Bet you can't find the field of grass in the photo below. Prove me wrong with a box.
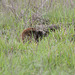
[0,0,75,75]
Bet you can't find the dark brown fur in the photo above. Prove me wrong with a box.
[21,28,36,43]
[21,25,60,43]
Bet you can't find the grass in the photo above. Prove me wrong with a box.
[0,0,75,75]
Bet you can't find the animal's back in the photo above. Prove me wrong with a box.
[21,27,36,43]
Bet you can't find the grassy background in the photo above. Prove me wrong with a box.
[0,0,75,75]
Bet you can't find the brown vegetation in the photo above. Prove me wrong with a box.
[29,14,50,27]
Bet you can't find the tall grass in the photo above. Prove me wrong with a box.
[0,0,75,75]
